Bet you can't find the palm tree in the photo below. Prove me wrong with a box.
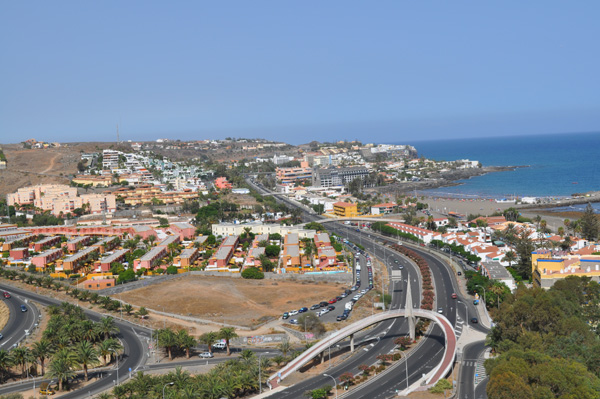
[52,282,63,291]
[157,328,178,360]
[218,327,238,356]
[503,251,517,269]
[137,307,149,319]
[148,235,157,247]
[0,349,12,383]
[272,354,286,366]
[123,304,134,315]
[199,331,218,354]
[130,371,153,396]
[74,340,99,381]
[240,349,255,364]
[11,346,33,377]
[278,340,291,357]
[48,357,76,392]
[177,330,197,359]
[99,316,120,340]
[32,339,53,376]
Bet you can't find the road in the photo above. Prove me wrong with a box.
[0,283,148,399]
[247,177,487,398]
[0,290,40,351]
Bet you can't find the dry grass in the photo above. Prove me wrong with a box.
[118,276,345,328]
[0,301,9,332]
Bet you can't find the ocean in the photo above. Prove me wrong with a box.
[401,131,600,200]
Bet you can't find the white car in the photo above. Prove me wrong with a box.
[199,352,214,358]
[437,308,444,314]
[289,310,299,316]
[212,342,226,350]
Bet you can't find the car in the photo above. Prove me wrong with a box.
[451,293,458,299]
[457,271,462,276]
[21,305,27,312]
[310,304,320,310]
[3,292,10,299]
[394,259,399,263]
[340,293,347,298]
[344,289,352,295]
[0,333,3,340]
[299,307,308,313]
[473,300,479,305]
[336,296,343,301]
[336,315,347,321]
[289,319,298,325]
[327,305,335,311]
[282,312,290,319]
[360,289,367,294]
[328,298,337,304]
[319,301,329,307]
[437,308,443,314]
[212,342,226,350]
[199,352,214,358]
[289,310,299,316]
[471,317,479,324]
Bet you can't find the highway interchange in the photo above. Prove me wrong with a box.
[0,178,491,398]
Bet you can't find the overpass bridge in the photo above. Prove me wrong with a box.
[267,308,456,389]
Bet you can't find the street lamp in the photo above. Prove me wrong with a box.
[162,382,174,399]
[476,284,486,304]
[258,352,270,394]
[323,373,337,399]
[458,301,468,330]
[111,349,119,386]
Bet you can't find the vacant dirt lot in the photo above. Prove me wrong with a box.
[119,276,346,327]
[0,301,8,331]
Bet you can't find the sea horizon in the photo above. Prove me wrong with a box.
[393,131,600,199]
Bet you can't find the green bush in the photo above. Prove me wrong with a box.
[241,267,264,279]
[429,379,452,393]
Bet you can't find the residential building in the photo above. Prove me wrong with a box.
[169,222,195,240]
[31,248,63,270]
[134,246,167,271]
[314,233,331,248]
[387,222,438,244]
[82,278,116,290]
[175,248,200,268]
[214,177,233,190]
[370,202,398,215]
[72,175,113,187]
[480,261,516,291]
[0,224,30,242]
[312,166,369,187]
[532,250,600,289]
[282,244,301,267]
[212,222,316,238]
[207,235,239,269]
[244,246,265,269]
[66,236,90,253]
[10,247,29,260]
[57,247,99,272]
[97,249,130,273]
[333,202,359,218]
[276,165,312,184]
[31,236,62,252]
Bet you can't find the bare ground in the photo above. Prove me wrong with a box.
[118,276,346,328]
[0,301,8,332]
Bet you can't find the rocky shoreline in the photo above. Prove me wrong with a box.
[374,165,524,195]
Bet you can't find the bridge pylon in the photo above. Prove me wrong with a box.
[405,273,416,340]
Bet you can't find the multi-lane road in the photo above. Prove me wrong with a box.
[248,177,490,398]
[0,290,40,351]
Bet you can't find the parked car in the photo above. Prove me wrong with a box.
[282,312,289,319]
[310,304,320,310]
[327,305,335,311]
[437,308,443,314]
[457,271,462,276]
[336,315,347,321]
[0,333,3,340]
[199,352,214,358]
[319,301,329,308]
[289,319,298,325]
[470,317,479,324]
[299,307,308,313]
[328,298,337,304]
[212,342,226,350]
[289,310,299,316]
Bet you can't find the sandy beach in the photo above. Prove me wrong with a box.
[421,196,586,234]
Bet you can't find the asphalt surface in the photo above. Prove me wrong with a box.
[0,290,39,351]
[0,282,148,399]
[460,341,489,399]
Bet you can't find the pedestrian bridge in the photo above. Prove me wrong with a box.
[267,309,456,388]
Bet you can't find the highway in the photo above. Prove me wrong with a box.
[0,289,40,351]
[0,282,148,399]
[247,177,488,398]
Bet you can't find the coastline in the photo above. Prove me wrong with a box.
[374,165,525,196]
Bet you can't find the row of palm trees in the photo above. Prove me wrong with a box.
[0,302,123,392]
[98,353,274,399]
[154,326,240,361]
[0,266,150,319]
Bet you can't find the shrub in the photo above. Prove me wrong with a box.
[241,267,264,279]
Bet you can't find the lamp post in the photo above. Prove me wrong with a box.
[476,284,486,304]
[162,382,174,399]
[323,373,337,399]
[111,349,119,386]
[458,301,468,330]
[258,352,270,394]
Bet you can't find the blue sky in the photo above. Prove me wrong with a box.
[1,1,599,144]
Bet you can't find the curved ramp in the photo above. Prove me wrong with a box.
[268,309,456,386]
